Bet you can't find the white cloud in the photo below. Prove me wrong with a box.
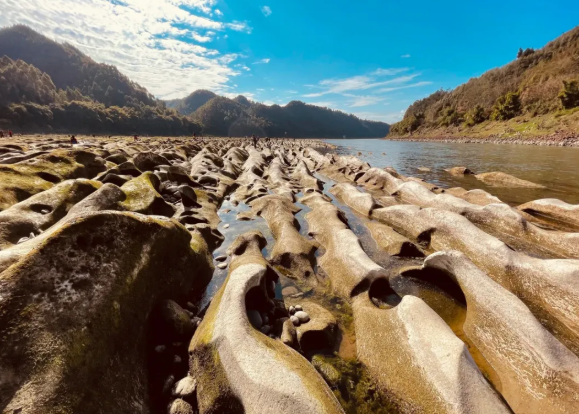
[261,6,272,16]
[286,90,298,94]
[401,54,411,58]
[253,58,271,64]
[347,95,386,107]
[0,0,253,99]
[262,100,276,105]
[223,92,256,100]
[352,111,404,123]
[214,9,223,17]
[371,68,409,76]
[234,63,251,71]
[377,81,432,93]
[303,73,420,97]
[308,101,335,108]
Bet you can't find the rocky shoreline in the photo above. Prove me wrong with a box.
[386,132,579,147]
[1,135,579,414]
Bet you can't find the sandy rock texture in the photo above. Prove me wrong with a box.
[2,134,579,414]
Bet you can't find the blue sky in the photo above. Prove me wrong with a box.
[1,0,578,123]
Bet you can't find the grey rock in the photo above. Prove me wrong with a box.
[171,376,197,398]
[155,345,166,353]
[168,398,194,414]
[294,305,303,312]
[217,262,228,269]
[215,255,227,262]
[288,306,295,315]
[290,315,300,326]
[295,311,310,323]
[260,325,271,335]
[247,310,263,329]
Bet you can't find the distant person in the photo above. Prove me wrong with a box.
[71,135,78,145]
[252,135,258,147]
[0,130,4,138]
[134,135,138,142]
[8,130,13,137]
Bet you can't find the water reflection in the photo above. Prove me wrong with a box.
[324,139,579,205]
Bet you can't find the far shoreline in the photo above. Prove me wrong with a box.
[384,134,579,147]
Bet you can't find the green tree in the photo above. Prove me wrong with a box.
[491,92,521,121]
[558,80,579,109]
[464,105,486,126]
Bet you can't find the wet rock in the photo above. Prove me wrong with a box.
[247,310,263,329]
[312,355,341,387]
[120,172,175,217]
[445,166,474,175]
[216,262,227,269]
[155,300,195,341]
[354,293,510,413]
[0,211,212,413]
[168,398,194,414]
[188,231,344,414]
[367,221,424,257]
[251,195,316,281]
[424,251,579,414]
[215,255,227,262]
[133,151,171,172]
[518,198,579,229]
[171,376,197,398]
[475,171,546,188]
[294,310,310,323]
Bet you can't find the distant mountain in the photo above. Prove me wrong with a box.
[165,90,217,115]
[390,25,579,137]
[0,27,200,135]
[170,93,390,138]
[0,25,389,137]
[0,25,157,108]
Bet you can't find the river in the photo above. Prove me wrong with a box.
[323,139,579,205]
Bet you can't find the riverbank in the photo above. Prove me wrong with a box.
[385,132,579,147]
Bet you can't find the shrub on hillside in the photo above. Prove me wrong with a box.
[464,105,487,126]
[389,113,423,135]
[558,80,579,109]
[438,107,462,127]
[491,92,521,121]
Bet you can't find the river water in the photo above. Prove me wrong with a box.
[323,139,579,205]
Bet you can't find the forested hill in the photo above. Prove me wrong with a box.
[168,93,390,138]
[390,25,579,139]
[0,25,156,108]
[0,25,389,137]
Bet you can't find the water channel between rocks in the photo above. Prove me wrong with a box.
[196,164,503,413]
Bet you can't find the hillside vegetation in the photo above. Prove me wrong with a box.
[0,25,388,137]
[389,25,579,140]
[170,94,390,138]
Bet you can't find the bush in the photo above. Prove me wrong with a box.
[438,107,462,127]
[389,113,423,135]
[558,80,579,109]
[491,92,521,121]
[464,105,486,126]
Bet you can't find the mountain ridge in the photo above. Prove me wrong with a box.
[389,25,579,141]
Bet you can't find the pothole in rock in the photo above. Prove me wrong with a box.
[392,266,501,391]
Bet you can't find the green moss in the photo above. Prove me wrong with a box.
[313,354,402,414]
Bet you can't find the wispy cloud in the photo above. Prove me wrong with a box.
[286,90,298,94]
[377,81,432,93]
[303,73,420,97]
[0,0,253,99]
[346,95,387,107]
[308,101,335,108]
[401,54,411,58]
[261,5,272,16]
[371,68,410,76]
[214,9,223,17]
[253,58,271,64]
[234,64,251,71]
[352,111,405,123]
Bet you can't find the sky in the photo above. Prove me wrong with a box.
[1,0,578,123]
